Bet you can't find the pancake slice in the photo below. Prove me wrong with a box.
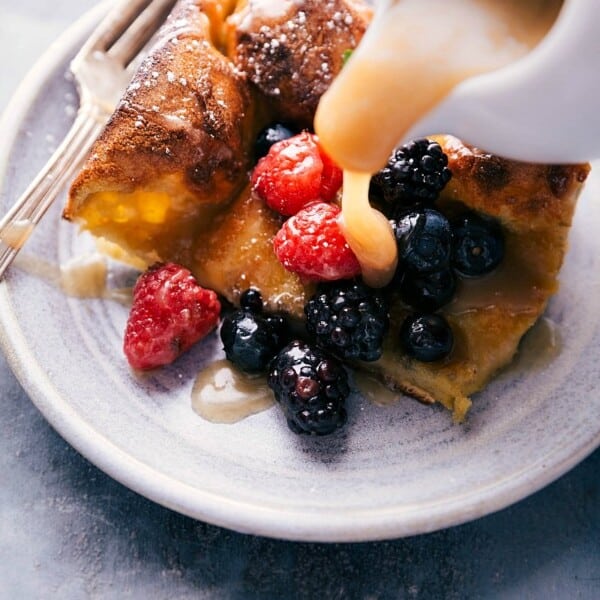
[362,136,590,420]
[65,0,255,268]
[64,0,591,421]
[225,0,372,127]
[193,184,311,318]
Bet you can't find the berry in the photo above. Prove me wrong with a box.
[273,202,361,281]
[452,212,505,276]
[319,147,344,200]
[268,340,349,435]
[221,290,287,373]
[239,288,263,313]
[124,263,220,370]
[251,132,343,216]
[254,122,298,160]
[400,268,457,312]
[221,311,287,373]
[305,280,389,361]
[371,138,452,209]
[399,313,454,362]
[392,207,452,274]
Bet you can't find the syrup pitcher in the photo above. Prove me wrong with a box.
[316,0,600,167]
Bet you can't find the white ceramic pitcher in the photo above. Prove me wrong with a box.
[390,0,600,163]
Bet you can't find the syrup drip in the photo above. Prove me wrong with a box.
[0,220,34,250]
[316,0,562,289]
[13,252,132,303]
[339,171,397,288]
[508,316,562,374]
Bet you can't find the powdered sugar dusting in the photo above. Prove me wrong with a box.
[238,0,301,29]
[230,0,370,123]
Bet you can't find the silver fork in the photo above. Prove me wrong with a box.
[0,0,177,280]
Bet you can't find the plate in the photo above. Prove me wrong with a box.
[1,7,599,543]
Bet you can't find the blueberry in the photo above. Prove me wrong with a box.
[393,207,452,274]
[265,313,287,337]
[240,288,263,313]
[254,123,298,160]
[452,212,504,276]
[400,268,457,312]
[220,310,288,373]
[400,313,454,362]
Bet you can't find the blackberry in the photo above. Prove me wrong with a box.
[392,207,452,274]
[220,290,287,373]
[304,281,389,362]
[254,122,298,160]
[371,138,451,210]
[268,340,349,435]
[400,268,457,312]
[452,212,504,277]
[400,313,454,362]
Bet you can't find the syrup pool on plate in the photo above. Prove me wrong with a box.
[14,252,132,303]
[0,219,34,250]
[192,359,274,423]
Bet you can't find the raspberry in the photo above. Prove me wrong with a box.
[273,202,361,281]
[319,147,344,200]
[124,263,221,370]
[251,132,342,216]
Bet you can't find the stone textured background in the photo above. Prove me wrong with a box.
[0,1,598,598]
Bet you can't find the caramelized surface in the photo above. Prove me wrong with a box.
[65,0,255,266]
[193,185,311,318]
[362,137,590,419]
[225,0,372,127]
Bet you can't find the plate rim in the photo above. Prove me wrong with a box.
[0,4,599,543]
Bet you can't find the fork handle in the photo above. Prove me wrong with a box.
[0,104,107,280]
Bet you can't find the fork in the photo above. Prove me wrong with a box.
[0,0,178,280]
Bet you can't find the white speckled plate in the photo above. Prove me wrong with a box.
[1,7,599,543]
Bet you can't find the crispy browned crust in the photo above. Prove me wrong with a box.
[225,0,372,127]
[64,0,371,305]
[439,136,590,231]
[65,0,255,265]
[362,136,590,420]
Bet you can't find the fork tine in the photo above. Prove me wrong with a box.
[77,0,155,56]
[0,0,180,280]
[108,0,179,66]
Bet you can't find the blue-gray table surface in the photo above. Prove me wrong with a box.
[0,1,598,598]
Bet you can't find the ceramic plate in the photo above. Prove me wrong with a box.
[1,7,599,542]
